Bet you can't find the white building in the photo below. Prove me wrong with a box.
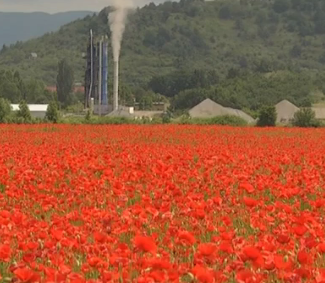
[312,107,325,121]
[30,53,38,59]
[11,104,48,119]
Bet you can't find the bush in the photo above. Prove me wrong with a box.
[162,112,171,124]
[13,117,26,124]
[175,115,248,126]
[17,100,32,123]
[0,98,11,123]
[85,110,91,121]
[45,101,59,123]
[63,116,139,125]
[208,115,248,126]
[273,0,290,13]
[257,106,276,127]
[292,108,321,127]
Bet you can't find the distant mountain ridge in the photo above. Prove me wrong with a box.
[1,0,325,87]
[0,11,94,47]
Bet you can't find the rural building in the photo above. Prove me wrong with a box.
[275,100,299,124]
[46,85,84,94]
[106,106,135,118]
[311,107,325,121]
[189,98,255,123]
[134,111,164,120]
[30,52,38,59]
[133,102,169,112]
[224,107,255,124]
[11,104,48,119]
[94,104,112,116]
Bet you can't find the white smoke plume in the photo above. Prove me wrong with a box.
[108,0,135,62]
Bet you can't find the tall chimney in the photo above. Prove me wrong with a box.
[113,60,119,111]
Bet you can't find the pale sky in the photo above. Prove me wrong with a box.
[0,0,164,13]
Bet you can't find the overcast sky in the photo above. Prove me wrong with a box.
[0,0,163,13]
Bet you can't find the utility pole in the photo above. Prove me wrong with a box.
[98,37,103,116]
[87,29,94,109]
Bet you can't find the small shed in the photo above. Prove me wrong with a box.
[11,104,48,119]
[30,53,38,59]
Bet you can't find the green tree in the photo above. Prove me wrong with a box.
[226,67,241,79]
[219,4,232,19]
[139,95,153,110]
[299,97,312,107]
[0,98,11,122]
[290,45,302,58]
[171,88,209,110]
[257,106,277,127]
[85,109,92,121]
[45,101,59,123]
[162,111,172,124]
[273,0,291,13]
[0,44,8,55]
[0,70,23,102]
[25,79,47,103]
[56,58,74,107]
[293,107,320,127]
[17,100,32,122]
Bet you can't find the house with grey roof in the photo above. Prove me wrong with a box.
[311,107,325,121]
[224,107,255,124]
[189,98,255,124]
[275,100,299,124]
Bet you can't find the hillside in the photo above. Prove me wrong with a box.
[1,0,325,112]
[0,11,94,48]
[1,0,325,86]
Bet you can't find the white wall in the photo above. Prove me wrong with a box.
[30,111,46,119]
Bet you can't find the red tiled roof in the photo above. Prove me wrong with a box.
[46,86,84,93]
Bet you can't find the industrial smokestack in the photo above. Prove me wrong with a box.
[108,0,134,62]
[113,60,119,111]
[108,1,135,112]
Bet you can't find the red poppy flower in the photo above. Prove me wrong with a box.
[178,231,196,245]
[198,243,217,257]
[14,267,38,283]
[0,244,11,262]
[134,235,157,254]
[242,246,261,260]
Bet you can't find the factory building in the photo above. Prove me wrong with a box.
[83,29,170,119]
[84,30,111,115]
[11,104,48,119]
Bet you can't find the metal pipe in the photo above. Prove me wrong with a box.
[113,60,119,111]
[98,37,103,116]
[102,38,108,106]
[88,29,93,108]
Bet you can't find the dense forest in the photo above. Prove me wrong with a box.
[1,0,325,112]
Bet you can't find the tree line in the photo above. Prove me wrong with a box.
[0,58,78,108]
[146,68,325,112]
[0,70,51,104]
[2,61,325,115]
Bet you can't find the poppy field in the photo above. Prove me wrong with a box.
[1,124,325,283]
